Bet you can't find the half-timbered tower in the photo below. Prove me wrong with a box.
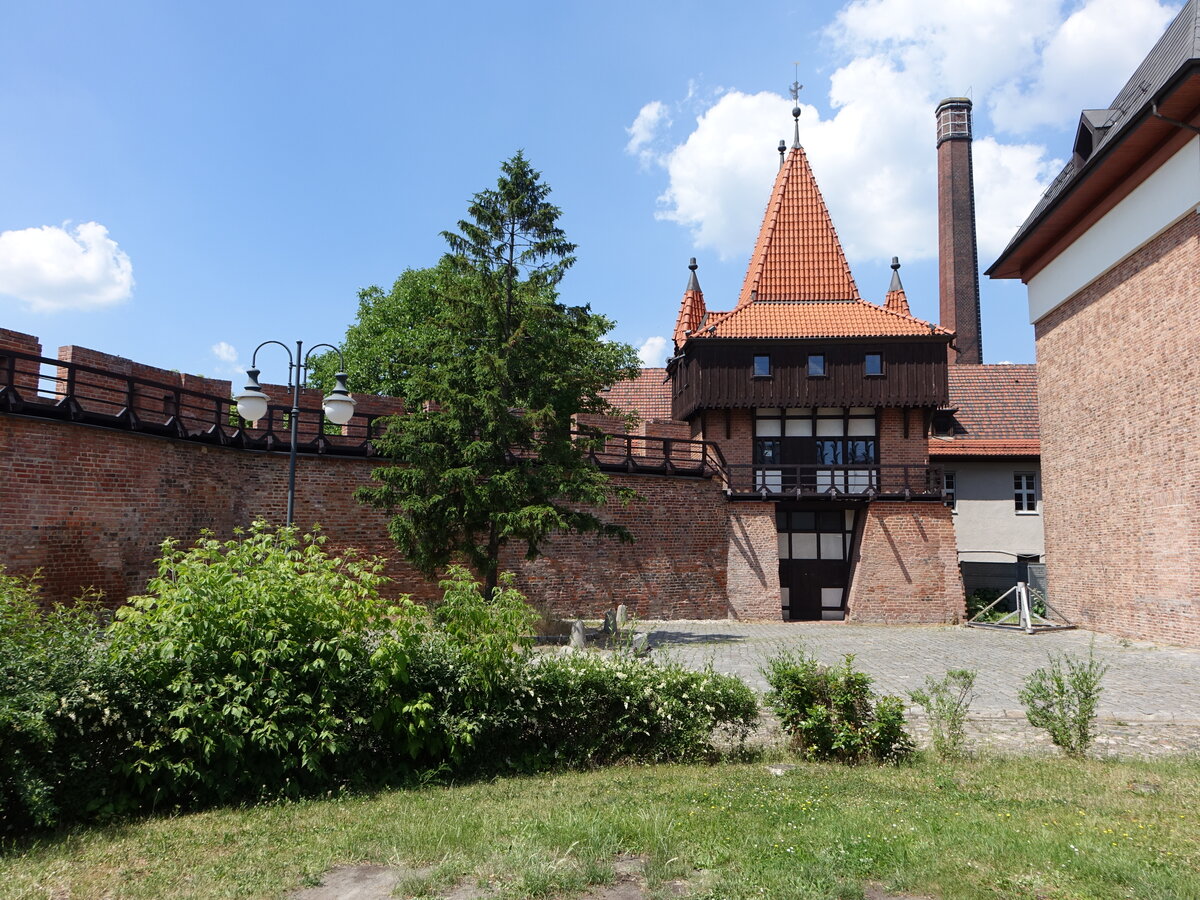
[667,109,962,622]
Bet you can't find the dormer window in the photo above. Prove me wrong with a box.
[864,353,883,376]
[753,355,771,378]
[1072,109,1118,168]
[807,354,826,377]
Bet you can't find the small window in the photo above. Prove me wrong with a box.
[1014,472,1037,513]
[944,471,957,510]
[753,354,771,377]
[865,353,883,376]
[807,354,826,377]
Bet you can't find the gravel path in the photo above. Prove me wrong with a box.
[640,621,1200,757]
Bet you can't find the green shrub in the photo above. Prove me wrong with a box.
[763,650,913,764]
[966,588,1005,620]
[908,669,977,759]
[433,566,538,688]
[1018,645,1107,758]
[409,567,757,771]
[109,522,429,807]
[0,572,131,832]
[523,653,759,767]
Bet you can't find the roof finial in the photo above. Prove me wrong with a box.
[889,256,903,291]
[790,66,803,149]
[778,139,786,168]
[686,256,701,292]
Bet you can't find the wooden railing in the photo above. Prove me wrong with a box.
[0,349,943,498]
[0,350,726,476]
[723,463,944,500]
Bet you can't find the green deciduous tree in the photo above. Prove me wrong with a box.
[355,152,641,595]
[310,262,451,398]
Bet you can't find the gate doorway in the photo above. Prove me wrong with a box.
[777,505,860,621]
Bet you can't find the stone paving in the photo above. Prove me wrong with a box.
[639,621,1200,756]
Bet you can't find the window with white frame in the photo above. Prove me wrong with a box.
[1014,472,1037,513]
[944,470,956,510]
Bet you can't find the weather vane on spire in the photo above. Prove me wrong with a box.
[790,62,803,103]
[790,64,803,148]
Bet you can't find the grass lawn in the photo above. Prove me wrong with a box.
[3,754,1198,900]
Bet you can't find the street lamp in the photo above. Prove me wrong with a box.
[233,340,356,526]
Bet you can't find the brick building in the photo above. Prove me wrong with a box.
[930,365,1043,596]
[607,108,966,623]
[988,0,1200,646]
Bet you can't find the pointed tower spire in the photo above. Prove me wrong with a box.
[736,131,860,307]
[789,78,803,149]
[673,257,707,349]
[884,257,912,315]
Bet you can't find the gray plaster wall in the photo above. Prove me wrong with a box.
[946,461,1044,586]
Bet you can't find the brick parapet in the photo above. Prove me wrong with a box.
[1034,212,1200,646]
[0,329,43,396]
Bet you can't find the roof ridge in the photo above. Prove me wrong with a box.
[861,296,952,335]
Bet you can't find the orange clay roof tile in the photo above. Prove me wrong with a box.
[674,287,706,349]
[884,288,911,316]
[697,299,947,340]
[928,438,1040,457]
[603,368,673,422]
[737,144,860,305]
[683,145,950,343]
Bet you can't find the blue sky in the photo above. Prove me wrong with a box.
[0,0,1180,385]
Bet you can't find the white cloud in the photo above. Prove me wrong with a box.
[636,0,1178,267]
[0,222,134,313]
[637,335,670,367]
[973,137,1063,258]
[654,90,788,261]
[626,101,671,166]
[210,341,245,378]
[989,0,1178,134]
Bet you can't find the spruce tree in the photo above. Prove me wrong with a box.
[357,152,641,596]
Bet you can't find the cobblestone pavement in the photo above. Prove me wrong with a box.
[640,621,1200,757]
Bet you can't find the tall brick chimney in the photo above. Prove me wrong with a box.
[936,97,982,364]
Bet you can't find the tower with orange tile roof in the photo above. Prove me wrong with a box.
[666,100,962,623]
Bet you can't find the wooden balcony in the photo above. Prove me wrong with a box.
[723,463,944,501]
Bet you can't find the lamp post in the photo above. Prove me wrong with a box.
[233,340,356,526]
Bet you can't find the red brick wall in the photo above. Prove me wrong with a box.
[878,407,934,494]
[878,408,929,467]
[725,502,781,619]
[515,474,731,619]
[699,408,753,469]
[1034,212,1200,647]
[845,502,964,624]
[0,416,730,618]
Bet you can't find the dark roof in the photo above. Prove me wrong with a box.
[929,364,1039,457]
[990,0,1200,271]
[603,368,673,422]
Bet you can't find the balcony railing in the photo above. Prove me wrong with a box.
[724,463,944,500]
